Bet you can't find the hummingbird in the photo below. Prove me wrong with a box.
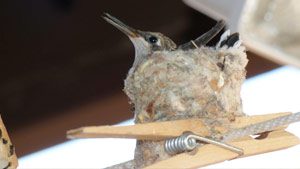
[102,13,245,169]
[103,13,240,70]
[103,13,177,71]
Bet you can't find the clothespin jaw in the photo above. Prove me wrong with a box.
[144,130,300,169]
[67,112,300,168]
[67,112,291,140]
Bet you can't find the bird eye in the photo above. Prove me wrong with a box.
[148,36,158,44]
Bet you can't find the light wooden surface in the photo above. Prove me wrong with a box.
[67,112,291,140]
[67,119,209,140]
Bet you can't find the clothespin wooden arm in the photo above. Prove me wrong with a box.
[67,119,209,140]
[67,112,291,140]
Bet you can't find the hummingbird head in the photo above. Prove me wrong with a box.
[103,13,177,69]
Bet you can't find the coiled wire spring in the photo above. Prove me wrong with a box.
[164,133,197,154]
[165,112,300,155]
[164,132,243,155]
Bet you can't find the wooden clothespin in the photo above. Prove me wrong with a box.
[67,112,300,168]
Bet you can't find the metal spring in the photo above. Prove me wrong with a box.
[164,133,197,155]
[164,133,244,155]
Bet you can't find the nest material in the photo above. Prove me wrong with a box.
[122,46,248,168]
[0,115,18,169]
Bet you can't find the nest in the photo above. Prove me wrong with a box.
[123,46,248,168]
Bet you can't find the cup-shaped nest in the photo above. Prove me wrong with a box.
[124,46,248,124]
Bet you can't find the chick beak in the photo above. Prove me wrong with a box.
[103,13,140,38]
[103,13,151,70]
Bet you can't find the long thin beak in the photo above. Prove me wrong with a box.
[103,13,139,38]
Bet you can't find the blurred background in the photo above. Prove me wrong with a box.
[1,0,296,160]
